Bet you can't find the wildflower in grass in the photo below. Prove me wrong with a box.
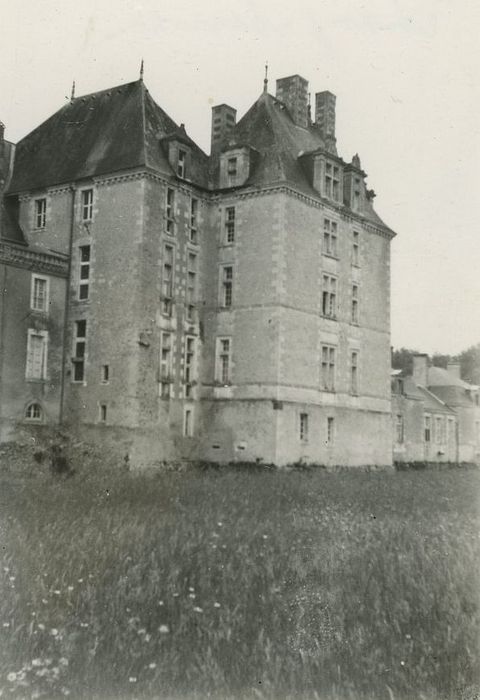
[2,622,9,628]
[173,592,179,598]
[32,659,42,667]
[213,602,221,608]
[138,628,146,635]
[193,606,203,613]
[62,689,71,696]
[59,658,69,666]
[405,634,412,639]
[51,628,59,636]
[6,672,17,682]
[42,599,48,604]
[144,634,151,642]
[262,534,268,539]
[158,625,169,634]
[38,624,45,630]
[400,661,405,666]
[129,677,137,683]
[54,590,61,595]
[3,567,9,573]
[9,576,15,582]
[158,601,164,606]
[148,662,157,669]
[188,587,195,592]
[67,586,74,592]
[217,522,223,527]
[44,658,52,666]
[78,578,83,583]
[80,622,89,628]
[188,593,196,599]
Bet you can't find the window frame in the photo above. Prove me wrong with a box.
[78,244,91,301]
[30,274,49,313]
[25,402,43,422]
[351,284,359,324]
[34,198,47,229]
[186,252,197,323]
[165,187,175,235]
[350,350,359,395]
[101,364,110,384]
[71,320,87,383]
[159,331,173,398]
[299,412,309,443]
[183,335,196,398]
[327,416,335,444]
[81,189,94,222]
[224,207,236,244]
[219,264,233,308]
[322,274,337,319]
[323,218,338,258]
[25,329,48,381]
[177,149,187,179]
[352,231,360,266]
[321,344,336,392]
[189,197,198,244]
[161,244,175,317]
[183,406,194,437]
[216,337,232,384]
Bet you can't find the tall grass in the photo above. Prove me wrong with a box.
[0,465,479,699]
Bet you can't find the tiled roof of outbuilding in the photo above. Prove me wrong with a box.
[427,366,473,390]
[7,80,209,193]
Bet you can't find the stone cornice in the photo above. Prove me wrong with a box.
[0,242,69,277]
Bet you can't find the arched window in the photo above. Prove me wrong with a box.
[25,403,43,421]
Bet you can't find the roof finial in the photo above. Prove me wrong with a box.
[263,61,268,93]
[70,80,76,103]
[140,59,144,81]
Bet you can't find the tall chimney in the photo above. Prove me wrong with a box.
[0,121,5,156]
[276,75,309,128]
[412,354,429,387]
[210,104,236,156]
[447,362,461,379]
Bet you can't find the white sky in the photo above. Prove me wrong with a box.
[1,0,479,355]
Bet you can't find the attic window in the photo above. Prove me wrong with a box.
[177,149,187,178]
[227,158,238,176]
[325,162,340,202]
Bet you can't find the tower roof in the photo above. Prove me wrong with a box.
[7,80,209,193]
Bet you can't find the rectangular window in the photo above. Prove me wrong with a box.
[352,231,360,266]
[162,244,175,316]
[26,330,48,380]
[351,285,359,324]
[216,337,232,384]
[323,219,338,257]
[227,157,238,176]
[72,320,87,382]
[351,351,359,394]
[31,275,49,312]
[184,336,196,398]
[101,364,110,383]
[447,417,456,445]
[99,404,107,423]
[81,189,93,221]
[396,414,404,444]
[325,163,340,201]
[299,413,309,442]
[435,416,446,445]
[177,149,187,178]
[220,265,233,307]
[225,207,235,244]
[190,198,198,244]
[424,415,431,443]
[321,345,336,391]
[322,275,337,318]
[327,417,335,444]
[159,332,172,398]
[166,188,175,235]
[78,245,91,301]
[184,407,193,437]
[34,198,46,229]
[353,179,361,211]
[186,253,197,323]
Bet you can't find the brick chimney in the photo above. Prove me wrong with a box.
[276,75,309,128]
[210,104,236,156]
[0,121,4,157]
[412,354,429,387]
[447,362,461,379]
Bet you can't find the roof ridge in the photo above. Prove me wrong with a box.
[71,79,141,102]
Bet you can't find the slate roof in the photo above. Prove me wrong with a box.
[427,366,474,390]
[7,80,209,193]
[229,91,393,233]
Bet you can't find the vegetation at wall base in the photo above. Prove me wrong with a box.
[0,460,479,699]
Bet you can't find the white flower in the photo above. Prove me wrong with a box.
[129,677,137,683]
[6,672,17,682]
[400,660,406,666]
[9,576,15,582]
[148,662,157,669]
[59,658,69,666]
[188,587,195,592]
[2,623,9,628]
[78,578,84,583]
[158,600,164,606]
[158,624,169,634]
[137,628,146,635]
[67,586,74,592]
[217,522,223,527]
[144,634,151,642]
[262,534,268,539]
[53,590,61,595]
[42,599,48,604]
[38,624,45,630]
[188,593,196,599]
[213,602,221,608]
[51,628,59,636]
[193,606,203,613]
[32,659,42,667]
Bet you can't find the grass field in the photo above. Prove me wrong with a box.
[0,462,479,700]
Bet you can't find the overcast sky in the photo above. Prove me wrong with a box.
[1,0,479,355]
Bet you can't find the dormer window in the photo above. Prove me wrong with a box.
[227,157,238,176]
[177,149,187,178]
[325,162,340,201]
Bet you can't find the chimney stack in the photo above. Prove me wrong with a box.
[0,121,4,156]
[315,91,336,139]
[276,75,309,128]
[447,362,461,379]
[412,354,429,387]
[210,104,236,156]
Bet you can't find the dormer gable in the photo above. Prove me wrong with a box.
[160,132,193,181]
[298,149,344,204]
[218,145,258,189]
